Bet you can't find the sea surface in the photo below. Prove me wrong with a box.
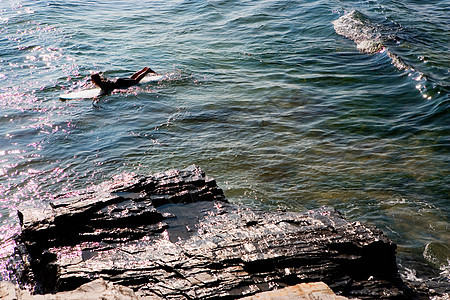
[0,0,449,288]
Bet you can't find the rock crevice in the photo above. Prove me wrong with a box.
[7,166,419,299]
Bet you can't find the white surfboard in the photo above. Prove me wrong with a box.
[60,74,165,100]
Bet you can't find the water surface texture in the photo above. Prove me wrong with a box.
[1,0,449,284]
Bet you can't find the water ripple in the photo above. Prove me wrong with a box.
[0,0,448,282]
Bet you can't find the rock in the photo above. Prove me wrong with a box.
[0,281,17,300]
[0,278,155,300]
[241,282,348,300]
[0,281,345,300]
[4,166,422,299]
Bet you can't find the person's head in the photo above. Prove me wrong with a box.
[91,73,101,81]
[91,73,103,86]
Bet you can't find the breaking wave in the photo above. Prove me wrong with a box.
[333,10,410,71]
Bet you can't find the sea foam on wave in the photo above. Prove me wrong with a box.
[333,10,410,71]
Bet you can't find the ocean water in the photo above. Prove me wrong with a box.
[0,0,449,287]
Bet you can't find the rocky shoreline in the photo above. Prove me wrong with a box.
[0,166,442,299]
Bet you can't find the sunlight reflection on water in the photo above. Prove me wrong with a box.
[0,0,448,282]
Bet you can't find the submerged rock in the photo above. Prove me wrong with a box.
[5,166,421,299]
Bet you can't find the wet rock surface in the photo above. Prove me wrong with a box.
[8,166,425,299]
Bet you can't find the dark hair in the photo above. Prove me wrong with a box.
[91,73,103,86]
[91,73,101,80]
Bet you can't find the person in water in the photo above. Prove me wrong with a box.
[90,67,156,94]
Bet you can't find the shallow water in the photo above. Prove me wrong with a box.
[0,0,449,285]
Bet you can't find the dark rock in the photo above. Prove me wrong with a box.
[6,166,425,299]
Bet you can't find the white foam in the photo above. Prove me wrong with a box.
[333,10,410,71]
[333,10,384,54]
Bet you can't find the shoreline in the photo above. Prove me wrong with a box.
[2,166,445,299]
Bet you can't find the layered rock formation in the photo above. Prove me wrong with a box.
[6,166,419,299]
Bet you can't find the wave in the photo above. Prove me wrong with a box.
[331,10,447,100]
[332,10,410,71]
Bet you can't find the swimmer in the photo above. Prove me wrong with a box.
[91,67,156,94]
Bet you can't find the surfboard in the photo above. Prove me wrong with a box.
[59,74,165,100]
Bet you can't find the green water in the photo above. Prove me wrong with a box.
[0,0,448,284]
